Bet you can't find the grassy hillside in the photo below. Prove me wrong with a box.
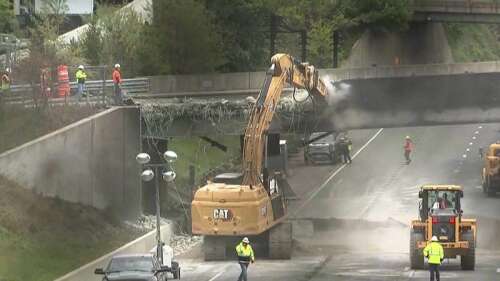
[0,105,99,153]
[0,176,141,281]
[444,23,500,62]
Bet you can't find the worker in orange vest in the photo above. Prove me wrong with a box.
[404,136,414,165]
[112,64,122,105]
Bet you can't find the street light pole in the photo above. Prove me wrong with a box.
[154,166,163,265]
[136,151,177,266]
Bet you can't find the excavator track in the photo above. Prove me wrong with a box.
[268,222,292,259]
[203,236,227,261]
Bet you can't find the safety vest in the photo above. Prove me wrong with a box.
[423,241,444,264]
[235,242,254,263]
[75,70,87,84]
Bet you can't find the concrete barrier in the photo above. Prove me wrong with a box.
[0,106,141,219]
[53,224,173,281]
[148,61,500,96]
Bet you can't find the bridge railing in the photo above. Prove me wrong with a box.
[5,77,150,105]
[324,61,500,81]
[412,0,500,14]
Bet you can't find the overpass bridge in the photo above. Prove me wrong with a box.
[412,0,500,23]
[138,61,500,137]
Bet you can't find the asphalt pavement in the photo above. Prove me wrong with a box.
[177,124,500,281]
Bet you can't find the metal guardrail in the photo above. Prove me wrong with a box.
[5,77,150,104]
[412,0,500,14]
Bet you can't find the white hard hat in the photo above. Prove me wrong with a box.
[78,65,84,70]
[431,236,438,242]
[114,63,120,68]
[242,237,249,243]
[406,136,410,139]
[5,68,10,73]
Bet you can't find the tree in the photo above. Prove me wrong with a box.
[341,0,411,31]
[151,0,224,74]
[0,0,15,33]
[203,0,269,72]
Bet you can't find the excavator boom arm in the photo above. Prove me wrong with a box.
[241,54,328,186]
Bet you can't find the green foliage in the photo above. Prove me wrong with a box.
[151,0,224,74]
[93,7,145,76]
[342,0,412,31]
[444,23,500,62]
[203,0,269,71]
[0,0,15,33]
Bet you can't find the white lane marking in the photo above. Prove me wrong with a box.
[292,128,384,216]
[208,270,225,281]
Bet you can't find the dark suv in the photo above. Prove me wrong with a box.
[95,254,178,281]
[304,132,341,164]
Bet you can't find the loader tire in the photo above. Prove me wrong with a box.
[461,231,475,270]
[204,236,227,261]
[409,230,424,269]
[268,222,292,259]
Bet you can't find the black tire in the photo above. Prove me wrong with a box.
[203,236,227,261]
[461,231,475,270]
[171,261,180,279]
[410,230,424,269]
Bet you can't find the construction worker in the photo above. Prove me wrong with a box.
[1,68,11,99]
[404,136,413,164]
[423,236,444,281]
[75,65,87,101]
[112,64,122,105]
[236,237,254,281]
[338,137,352,164]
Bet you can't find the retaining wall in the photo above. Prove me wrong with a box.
[0,106,141,219]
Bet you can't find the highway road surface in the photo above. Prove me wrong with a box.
[173,123,500,281]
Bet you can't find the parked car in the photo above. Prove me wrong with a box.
[95,253,179,281]
[304,132,342,164]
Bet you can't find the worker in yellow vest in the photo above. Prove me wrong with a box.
[423,236,444,281]
[235,237,254,281]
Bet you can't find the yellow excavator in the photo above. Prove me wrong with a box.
[191,54,329,260]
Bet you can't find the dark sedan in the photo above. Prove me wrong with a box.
[95,254,170,281]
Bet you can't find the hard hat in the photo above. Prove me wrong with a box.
[78,65,84,70]
[406,136,410,139]
[114,63,120,68]
[242,237,250,243]
[5,68,10,73]
[431,236,438,242]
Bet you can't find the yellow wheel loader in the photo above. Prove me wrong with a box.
[410,185,476,270]
[481,143,500,196]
